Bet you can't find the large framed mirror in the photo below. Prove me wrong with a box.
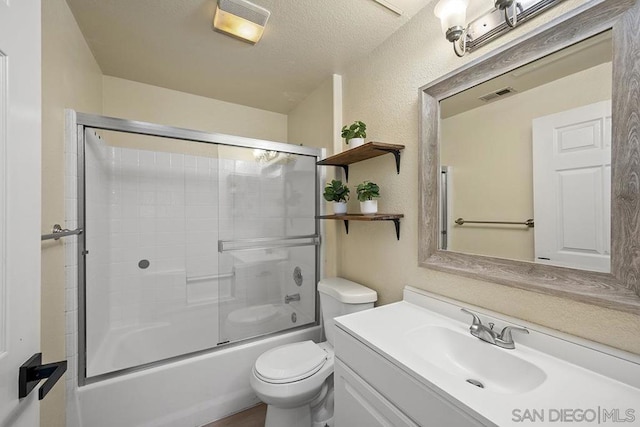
[419,0,640,313]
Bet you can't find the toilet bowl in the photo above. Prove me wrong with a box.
[250,341,334,425]
[250,277,377,427]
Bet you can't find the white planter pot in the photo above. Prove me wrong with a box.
[348,138,365,148]
[333,201,347,215]
[360,200,378,215]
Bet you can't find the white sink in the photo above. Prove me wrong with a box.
[406,325,546,394]
[334,288,640,426]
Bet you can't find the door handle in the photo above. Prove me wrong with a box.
[18,353,67,400]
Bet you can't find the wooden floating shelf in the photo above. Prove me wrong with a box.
[317,214,404,240]
[316,142,405,181]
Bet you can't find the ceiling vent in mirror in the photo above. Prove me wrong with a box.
[213,0,270,45]
[479,87,517,102]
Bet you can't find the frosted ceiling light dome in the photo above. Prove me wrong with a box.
[213,0,270,44]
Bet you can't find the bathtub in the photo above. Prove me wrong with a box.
[68,325,321,427]
[87,301,315,378]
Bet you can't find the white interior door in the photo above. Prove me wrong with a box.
[532,100,611,273]
[0,0,43,426]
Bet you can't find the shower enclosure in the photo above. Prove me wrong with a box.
[75,114,322,383]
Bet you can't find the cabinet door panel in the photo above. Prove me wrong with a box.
[335,360,419,427]
[335,327,492,426]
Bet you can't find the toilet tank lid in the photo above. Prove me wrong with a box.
[317,277,377,304]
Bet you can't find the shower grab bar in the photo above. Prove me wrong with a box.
[218,234,320,253]
[454,218,535,228]
[41,224,84,241]
[186,272,234,283]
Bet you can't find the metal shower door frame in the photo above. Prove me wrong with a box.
[73,112,324,386]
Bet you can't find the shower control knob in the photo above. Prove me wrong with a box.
[293,266,303,286]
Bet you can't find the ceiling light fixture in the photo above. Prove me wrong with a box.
[213,0,270,45]
[434,0,562,57]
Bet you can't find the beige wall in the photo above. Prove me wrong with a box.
[102,76,288,143]
[41,0,104,425]
[288,76,340,277]
[441,62,612,261]
[288,77,334,150]
[339,1,640,354]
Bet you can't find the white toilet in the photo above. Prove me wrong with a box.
[250,277,377,427]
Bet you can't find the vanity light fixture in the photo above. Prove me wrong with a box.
[434,0,470,47]
[213,0,270,45]
[434,0,562,57]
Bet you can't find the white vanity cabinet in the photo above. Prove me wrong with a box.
[333,289,640,427]
[334,360,419,427]
[334,326,489,427]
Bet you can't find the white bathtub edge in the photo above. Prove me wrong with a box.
[68,326,321,427]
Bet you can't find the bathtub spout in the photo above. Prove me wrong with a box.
[284,293,300,304]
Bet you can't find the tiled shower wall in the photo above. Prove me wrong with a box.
[84,133,226,376]
[104,146,189,329]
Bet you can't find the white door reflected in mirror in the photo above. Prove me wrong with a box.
[533,101,611,273]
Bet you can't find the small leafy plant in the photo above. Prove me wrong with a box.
[341,121,367,142]
[323,180,350,203]
[356,181,380,202]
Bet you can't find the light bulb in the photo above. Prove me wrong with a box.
[434,0,470,40]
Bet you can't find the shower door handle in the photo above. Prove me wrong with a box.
[18,353,67,400]
[218,234,320,252]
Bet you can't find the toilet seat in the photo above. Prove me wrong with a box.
[255,341,327,384]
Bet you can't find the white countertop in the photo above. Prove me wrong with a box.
[335,293,640,426]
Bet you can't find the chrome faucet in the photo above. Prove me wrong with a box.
[461,308,529,349]
[284,293,300,304]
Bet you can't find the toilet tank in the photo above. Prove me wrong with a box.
[318,277,377,346]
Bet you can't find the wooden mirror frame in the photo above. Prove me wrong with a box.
[419,0,640,314]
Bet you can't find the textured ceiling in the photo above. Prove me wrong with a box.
[66,0,433,113]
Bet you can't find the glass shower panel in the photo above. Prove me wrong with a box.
[83,128,221,377]
[82,125,320,381]
[217,147,318,344]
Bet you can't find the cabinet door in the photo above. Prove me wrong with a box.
[335,327,492,426]
[335,359,419,427]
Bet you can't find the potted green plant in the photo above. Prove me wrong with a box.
[323,179,350,214]
[356,180,380,215]
[341,121,367,148]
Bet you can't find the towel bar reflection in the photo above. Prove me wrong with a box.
[41,224,84,241]
[454,218,534,228]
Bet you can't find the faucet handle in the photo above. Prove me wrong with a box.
[460,308,483,327]
[499,326,529,343]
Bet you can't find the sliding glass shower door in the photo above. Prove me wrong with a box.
[80,122,320,382]
[217,147,319,344]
